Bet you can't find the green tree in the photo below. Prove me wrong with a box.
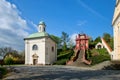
[4,57,13,65]
[109,37,114,50]
[103,33,111,43]
[94,36,101,44]
[89,37,96,49]
[50,35,62,49]
[61,32,69,50]
[103,33,113,50]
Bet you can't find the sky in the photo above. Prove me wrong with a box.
[0,0,116,51]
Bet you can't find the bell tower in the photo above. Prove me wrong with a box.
[38,21,46,32]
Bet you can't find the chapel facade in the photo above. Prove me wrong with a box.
[75,34,89,51]
[24,21,57,65]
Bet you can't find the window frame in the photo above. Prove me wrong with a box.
[32,44,38,50]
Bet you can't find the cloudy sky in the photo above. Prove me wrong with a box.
[0,0,116,51]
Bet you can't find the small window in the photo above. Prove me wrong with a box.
[44,27,45,32]
[32,44,38,50]
[52,46,54,52]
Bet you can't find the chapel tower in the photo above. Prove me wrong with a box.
[38,21,46,32]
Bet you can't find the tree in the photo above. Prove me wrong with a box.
[103,33,114,49]
[109,37,114,50]
[0,47,16,57]
[94,36,101,44]
[61,32,69,50]
[4,57,13,65]
[103,33,111,43]
[50,35,62,49]
[89,37,96,49]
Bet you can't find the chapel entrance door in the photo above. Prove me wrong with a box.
[33,59,38,65]
[32,53,39,65]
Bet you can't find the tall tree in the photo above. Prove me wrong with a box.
[50,35,62,49]
[61,32,69,50]
[103,33,111,43]
[94,36,101,44]
[103,33,113,50]
[89,37,96,49]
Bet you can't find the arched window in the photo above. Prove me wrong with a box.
[32,44,38,50]
[52,46,54,52]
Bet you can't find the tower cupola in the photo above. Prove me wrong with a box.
[38,21,46,32]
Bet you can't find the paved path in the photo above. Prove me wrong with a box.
[3,65,120,80]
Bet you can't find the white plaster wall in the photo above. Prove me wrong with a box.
[112,16,120,60]
[45,37,57,64]
[112,1,120,60]
[25,38,46,65]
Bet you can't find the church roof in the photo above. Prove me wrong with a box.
[24,32,57,43]
[26,32,49,39]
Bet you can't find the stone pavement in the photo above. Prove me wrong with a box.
[3,65,120,80]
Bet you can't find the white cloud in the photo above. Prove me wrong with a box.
[0,0,34,51]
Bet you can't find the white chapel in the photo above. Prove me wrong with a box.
[24,21,57,65]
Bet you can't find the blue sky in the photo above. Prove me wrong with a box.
[0,0,116,50]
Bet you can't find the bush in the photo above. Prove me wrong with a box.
[97,48,108,55]
[0,67,7,78]
[13,60,25,64]
[4,57,14,65]
[86,48,111,65]
[90,55,110,65]
[54,49,74,65]
[57,49,62,55]
[54,59,68,65]
[57,50,74,60]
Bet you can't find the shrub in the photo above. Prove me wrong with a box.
[0,67,7,78]
[57,50,74,60]
[13,60,25,64]
[54,59,68,65]
[4,57,14,65]
[57,49,62,55]
[54,49,74,65]
[90,55,110,65]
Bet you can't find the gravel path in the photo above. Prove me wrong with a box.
[3,65,120,80]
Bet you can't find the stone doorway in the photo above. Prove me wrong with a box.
[33,59,38,65]
[32,53,39,65]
